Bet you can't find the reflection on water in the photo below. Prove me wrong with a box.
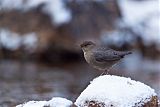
[0,60,97,107]
[0,58,160,107]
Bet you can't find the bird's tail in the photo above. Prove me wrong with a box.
[124,51,132,55]
[120,51,132,58]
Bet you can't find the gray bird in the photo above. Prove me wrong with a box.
[80,41,132,73]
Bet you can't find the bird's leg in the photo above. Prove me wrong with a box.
[100,65,116,76]
[105,69,109,75]
[100,69,109,76]
[106,62,120,75]
[107,67,112,72]
[104,67,113,75]
[100,71,106,76]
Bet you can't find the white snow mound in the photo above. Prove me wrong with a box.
[75,75,156,107]
[16,97,73,107]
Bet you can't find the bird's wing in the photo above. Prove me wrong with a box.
[94,51,122,62]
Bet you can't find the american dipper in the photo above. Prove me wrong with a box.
[80,41,132,73]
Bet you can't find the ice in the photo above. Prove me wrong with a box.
[75,75,156,107]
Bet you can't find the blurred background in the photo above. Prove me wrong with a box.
[0,0,159,106]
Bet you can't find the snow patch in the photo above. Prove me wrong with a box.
[101,30,136,47]
[16,97,73,107]
[22,33,38,50]
[102,0,160,49]
[16,101,47,107]
[118,0,159,25]
[42,0,71,25]
[0,0,72,25]
[0,0,24,10]
[118,0,160,46]
[45,97,73,107]
[0,29,38,51]
[75,75,156,107]
[0,29,22,50]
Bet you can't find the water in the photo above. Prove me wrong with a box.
[0,59,159,107]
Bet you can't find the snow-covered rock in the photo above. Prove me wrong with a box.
[16,97,73,107]
[75,75,158,107]
[16,101,47,107]
[45,97,73,107]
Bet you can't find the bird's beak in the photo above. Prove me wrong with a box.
[80,44,84,48]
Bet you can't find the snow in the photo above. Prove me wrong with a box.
[42,0,71,25]
[102,0,160,49]
[118,0,159,25]
[140,14,160,46]
[0,0,71,25]
[22,33,37,51]
[0,29,38,51]
[45,97,73,107]
[16,97,73,107]
[16,101,47,107]
[0,0,24,10]
[0,29,22,50]
[75,75,156,107]
[117,0,160,47]
[101,30,136,47]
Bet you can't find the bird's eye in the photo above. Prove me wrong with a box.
[87,43,92,46]
[85,44,89,46]
[81,41,94,47]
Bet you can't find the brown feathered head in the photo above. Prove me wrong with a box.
[80,41,95,47]
[80,41,96,52]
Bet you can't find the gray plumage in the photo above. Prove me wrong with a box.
[94,48,131,61]
[80,41,132,71]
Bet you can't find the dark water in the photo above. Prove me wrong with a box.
[0,60,97,107]
[0,59,159,107]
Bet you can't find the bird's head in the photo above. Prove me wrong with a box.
[80,41,96,52]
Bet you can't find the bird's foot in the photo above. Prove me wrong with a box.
[105,69,109,75]
[100,71,106,76]
[100,69,109,76]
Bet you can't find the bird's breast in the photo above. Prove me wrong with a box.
[84,52,93,63]
[84,52,106,70]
